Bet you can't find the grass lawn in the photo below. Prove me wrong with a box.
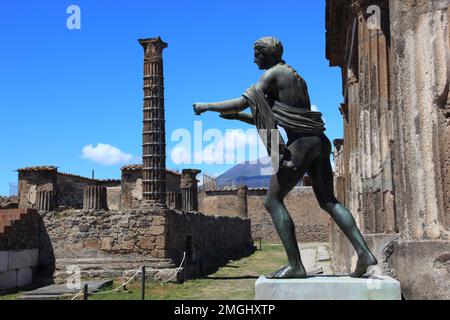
[90,242,292,300]
[1,242,325,300]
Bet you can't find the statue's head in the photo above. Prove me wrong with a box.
[253,37,284,70]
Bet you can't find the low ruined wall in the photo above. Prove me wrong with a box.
[199,187,330,243]
[165,211,255,278]
[41,210,168,259]
[0,209,54,292]
[41,208,255,279]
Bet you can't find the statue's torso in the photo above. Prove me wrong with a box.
[265,64,311,111]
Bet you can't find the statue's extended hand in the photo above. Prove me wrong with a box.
[193,103,209,116]
[219,113,238,120]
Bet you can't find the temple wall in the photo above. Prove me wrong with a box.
[327,0,450,299]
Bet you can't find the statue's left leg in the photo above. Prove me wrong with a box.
[264,168,307,279]
[265,135,323,279]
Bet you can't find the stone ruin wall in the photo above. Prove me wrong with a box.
[120,166,181,210]
[0,209,54,292]
[165,210,254,278]
[17,167,121,210]
[38,208,254,279]
[17,166,181,211]
[199,187,331,243]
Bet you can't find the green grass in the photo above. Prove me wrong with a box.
[0,242,291,300]
[90,242,288,300]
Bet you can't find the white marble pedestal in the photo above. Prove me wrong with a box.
[255,276,401,300]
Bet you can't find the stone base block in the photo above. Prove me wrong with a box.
[0,271,17,291]
[255,276,401,300]
[17,268,33,287]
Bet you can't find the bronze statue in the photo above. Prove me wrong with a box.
[193,37,377,278]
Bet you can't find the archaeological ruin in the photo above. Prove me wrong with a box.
[326,0,449,299]
[2,1,449,300]
[0,37,256,293]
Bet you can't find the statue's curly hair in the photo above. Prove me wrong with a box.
[254,37,284,61]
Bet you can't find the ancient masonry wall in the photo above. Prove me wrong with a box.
[120,166,181,210]
[0,209,55,293]
[199,187,331,243]
[40,209,254,278]
[18,167,121,210]
[165,211,255,277]
[326,0,450,299]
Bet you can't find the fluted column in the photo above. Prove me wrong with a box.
[36,190,55,211]
[181,169,201,212]
[83,186,108,210]
[237,185,248,219]
[138,37,168,209]
[166,192,182,210]
[389,0,448,240]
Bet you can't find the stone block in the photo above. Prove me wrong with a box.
[255,276,401,300]
[0,270,17,290]
[17,268,33,287]
[79,224,90,232]
[8,250,34,269]
[149,225,165,236]
[30,249,39,267]
[0,251,8,273]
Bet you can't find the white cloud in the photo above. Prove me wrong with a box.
[197,129,265,165]
[311,104,319,112]
[81,143,133,166]
[171,145,191,165]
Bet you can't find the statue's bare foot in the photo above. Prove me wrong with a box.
[266,265,307,279]
[350,253,378,278]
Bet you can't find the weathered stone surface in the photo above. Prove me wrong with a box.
[79,224,89,233]
[0,270,17,291]
[388,240,450,300]
[199,187,330,243]
[255,275,401,300]
[16,268,33,287]
[8,250,34,269]
[0,251,8,273]
[149,225,164,236]
[326,0,450,300]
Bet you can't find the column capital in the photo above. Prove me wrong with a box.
[139,37,168,61]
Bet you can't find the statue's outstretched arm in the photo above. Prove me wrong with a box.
[193,68,273,116]
[220,112,254,125]
[193,96,249,115]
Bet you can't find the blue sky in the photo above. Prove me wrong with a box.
[0,0,343,195]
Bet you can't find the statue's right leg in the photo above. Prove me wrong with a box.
[307,138,378,277]
[264,168,307,279]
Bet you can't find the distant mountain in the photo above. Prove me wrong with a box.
[215,157,309,189]
[215,157,274,188]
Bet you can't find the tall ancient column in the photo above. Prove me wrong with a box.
[138,37,168,209]
[181,169,201,212]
